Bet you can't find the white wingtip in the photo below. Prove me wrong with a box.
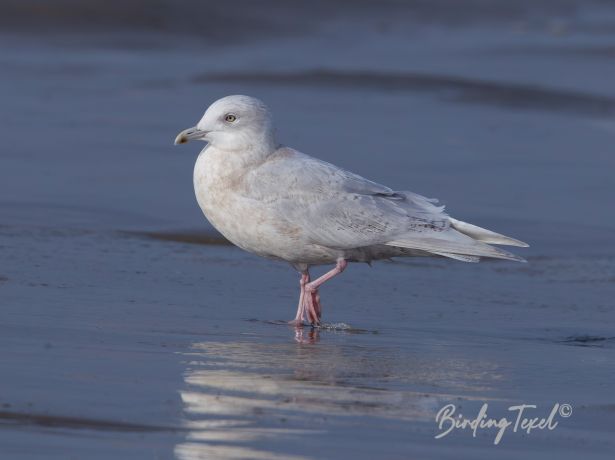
[449,218,529,247]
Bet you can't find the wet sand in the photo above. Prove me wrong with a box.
[1,1,615,458]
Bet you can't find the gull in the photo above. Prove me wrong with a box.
[174,95,528,327]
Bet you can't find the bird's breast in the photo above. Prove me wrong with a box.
[193,150,241,237]
[192,148,342,265]
[193,150,283,258]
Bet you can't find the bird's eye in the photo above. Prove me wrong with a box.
[224,114,237,123]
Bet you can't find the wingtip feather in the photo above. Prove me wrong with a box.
[449,218,529,248]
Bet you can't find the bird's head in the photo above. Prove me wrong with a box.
[174,95,276,152]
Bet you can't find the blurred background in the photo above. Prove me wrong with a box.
[1,1,614,459]
[2,0,615,233]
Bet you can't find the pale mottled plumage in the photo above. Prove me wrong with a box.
[175,95,528,326]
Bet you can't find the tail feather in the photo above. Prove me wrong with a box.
[449,218,529,247]
[432,252,480,263]
[386,235,527,263]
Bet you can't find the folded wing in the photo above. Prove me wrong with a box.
[249,148,527,262]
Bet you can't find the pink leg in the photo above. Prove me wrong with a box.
[312,290,322,319]
[304,259,348,326]
[290,272,310,327]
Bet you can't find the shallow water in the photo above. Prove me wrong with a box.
[1,1,615,458]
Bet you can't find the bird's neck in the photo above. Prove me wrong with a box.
[214,132,277,168]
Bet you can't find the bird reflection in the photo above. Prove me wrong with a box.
[174,337,503,460]
[294,326,320,344]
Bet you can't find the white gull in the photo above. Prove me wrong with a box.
[174,95,528,326]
